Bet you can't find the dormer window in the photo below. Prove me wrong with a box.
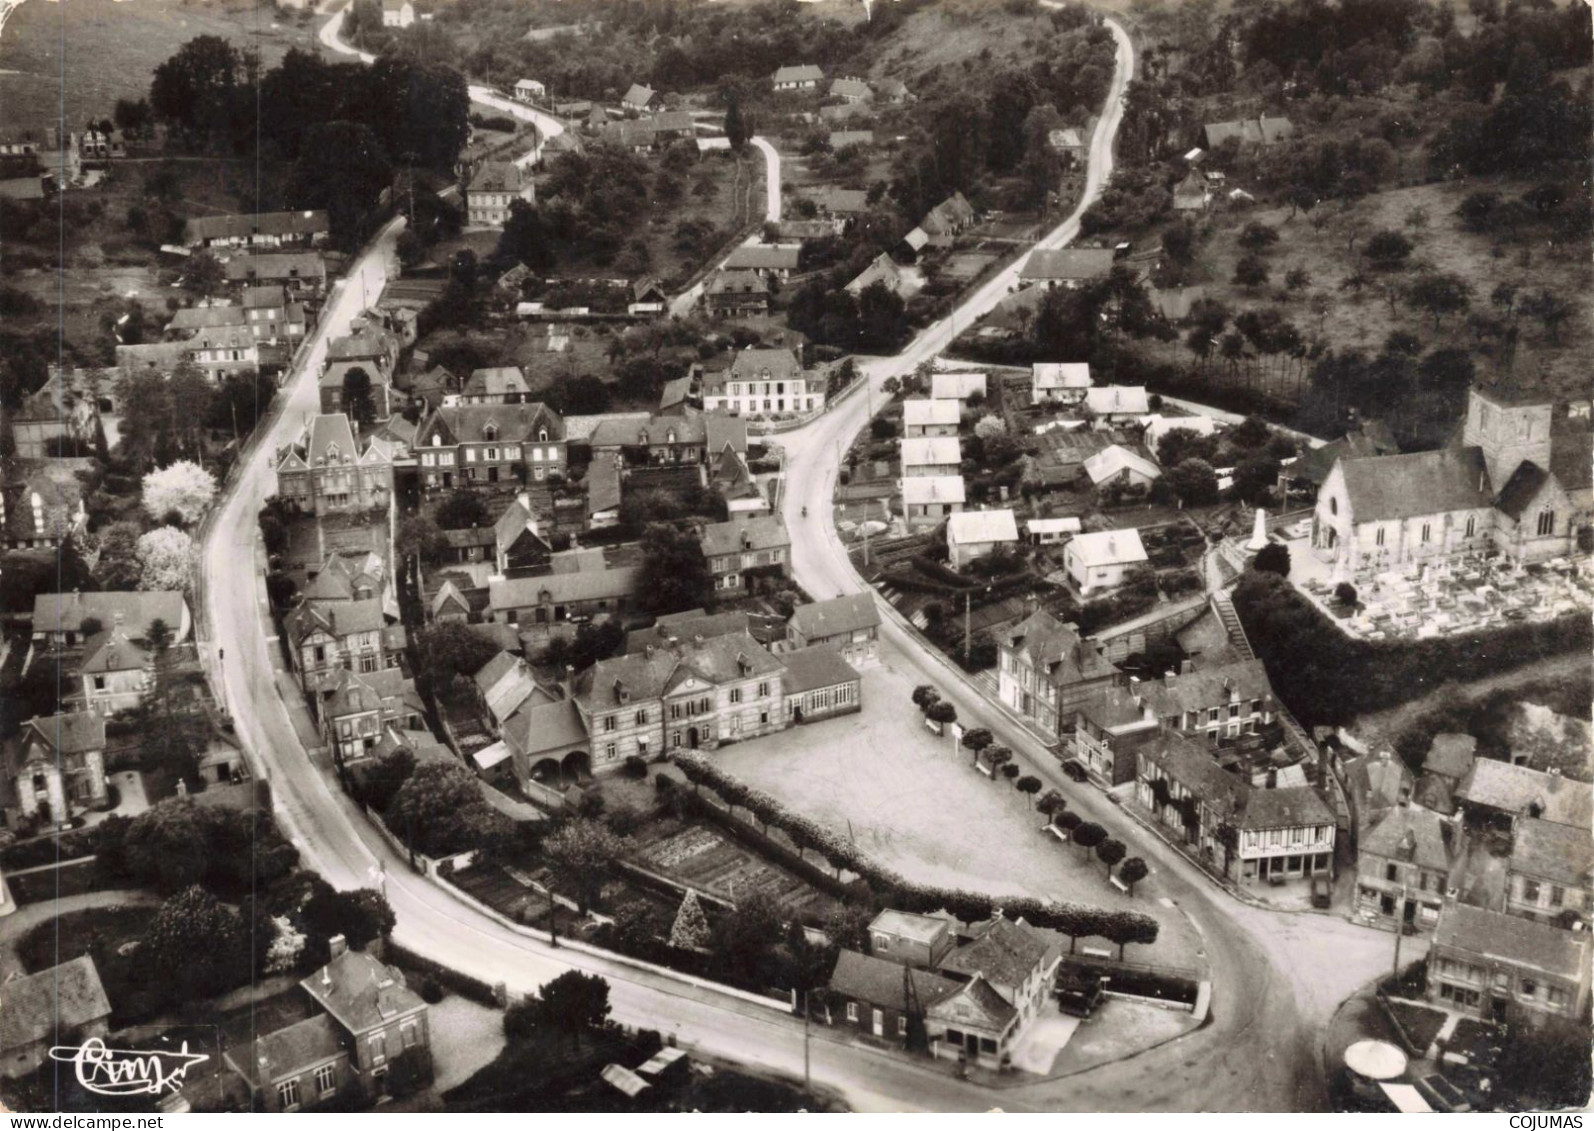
[638,430,649,445]
[538,428,548,442]
[482,423,498,442]
[666,430,676,444]
[431,433,442,446]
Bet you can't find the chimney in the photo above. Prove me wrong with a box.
[329,608,337,633]
[562,664,575,698]
[1265,768,1278,789]
[328,934,347,958]
[645,643,655,658]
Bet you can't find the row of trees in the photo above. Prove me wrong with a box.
[671,751,1161,956]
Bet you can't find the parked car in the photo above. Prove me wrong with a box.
[1414,1074,1472,1113]
[1311,875,1333,909]
[1062,760,1088,782]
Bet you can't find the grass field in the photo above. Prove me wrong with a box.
[0,0,316,135]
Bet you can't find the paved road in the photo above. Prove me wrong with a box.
[667,136,783,318]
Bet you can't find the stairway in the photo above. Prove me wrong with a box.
[1211,591,1256,661]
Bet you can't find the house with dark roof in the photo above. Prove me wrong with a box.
[704,269,772,316]
[414,402,566,493]
[495,696,590,795]
[78,626,152,715]
[1,465,88,551]
[996,608,1123,741]
[722,244,801,279]
[781,645,861,723]
[829,77,873,103]
[621,84,657,113]
[0,957,110,1079]
[228,938,431,1111]
[283,598,393,697]
[1310,385,1592,572]
[225,251,327,297]
[275,413,395,516]
[487,566,641,633]
[703,348,824,417]
[930,916,1062,1068]
[1202,116,1294,150]
[1426,900,1590,1023]
[786,592,880,665]
[453,366,532,406]
[320,667,423,766]
[491,492,554,576]
[588,413,711,464]
[1142,657,1277,746]
[182,209,330,250]
[466,162,533,228]
[573,632,787,769]
[825,948,960,1048]
[1135,728,1336,888]
[700,514,790,593]
[1504,817,1593,929]
[1071,684,1160,786]
[1354,804,1462,931]
[8,713,108,829]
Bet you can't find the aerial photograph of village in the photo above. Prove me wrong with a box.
[0,0,1588,1114]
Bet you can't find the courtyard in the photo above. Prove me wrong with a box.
[710,657,1208,973]
[1280,532,1593,642]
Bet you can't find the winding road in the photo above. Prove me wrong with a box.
[198,8,1403,1111]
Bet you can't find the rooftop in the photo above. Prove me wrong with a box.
[1066,528,1148,568]
[828,948,958,1013]
[1433,902,1590,981]
[1456,760,1593,829]
[780,644,861,694]
[299,948,425,1036]
[946,508,1019,546]
[788,592,880,640]
[0,957,110,1052]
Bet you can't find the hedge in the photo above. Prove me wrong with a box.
[672,754,1160,949]
[1232,571,1593,726]
[1,825,107,871]
[1063,956,1199,1006]
[386,940,501,1008]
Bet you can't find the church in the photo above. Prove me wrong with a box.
[1312,382,1592,576]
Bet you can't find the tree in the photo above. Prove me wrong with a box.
[926,701,957,727]
[136,526,195,592]
[669,889,712,950]
[985,745,1013,778]
[1362,229,1413,271]
[179,252,225,298]
[1214,821,1239,878]
[288,120,393,250]
[1072,821,1107,856]
[342,366,377,430]
[149,36,247,148]
[354,745,414,814]
[974,414,1006,439]
[1237,222,1279,252]
[533,970,612,1047]
[1016,775,1043,806]
[637,522,713,615]
[95,522,145,589]
[142,885,250,998]
[1167,458,1219,507]
[114,96,154,140]
[1253,541,1291,576]
[1096,837,1126,878]
[142,460,216,526]
[1037,790,1067,820]
[264,915,307,974]
[1118,857,1149,896]
[543,818,629,915]
[396,514,447,566]
[411,620,499,693]
[911,684,940,712]
[960,727,993,763]
[1284,266,1312,291]
[1233,254,1270,289]
[1455,190,1500,233]
[725,98,750,152]
[1405,272,1472,330]
[386,761,511,859]
[870,417,898,441]
[711,889,785,984]
[1519,289,1572,344]
[433,489,490,531]
[303,884,396,952]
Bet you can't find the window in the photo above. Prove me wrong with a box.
[730,688,742,704]
[605,742,616,760]
[278,1079,301,1109]
[603,716,615,733]
[1465,515,1475,538]
[315,1064,336,1096]
[1375,527,1385,547]
[401,1022,418,1049]
[898,1016,908,1037]
[1385,863,1398,882]
[1207,707,1220,724]
[846,1002,859,1022]
[1523,879,1541,902]
[1551,885,1565,907]
[1537,510,1555,537]
[370,1034,386,1063]
[1421,523,1431,544]
[635,709,647,725]
[757,681,769,697]
[1329,497,1337,516]
[1520,978,1538,998]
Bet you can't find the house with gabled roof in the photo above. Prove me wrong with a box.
[589,413,711,464]
[466,162,534,228]
[1505,817,1593,929]
[1202,116,1293,150]
[78,625,152,715]
[829,77,873,103]
[825,948,960,1048]
[1063,528,1148,596]
[492,493,554,576]
[9,713,108,828]
[0,956,110,1079]
[700,514,790,593]
[621,84,657,113]
[1426,900,1591,1023]
[275,413,394,516]
[9,366,102,459]
[711,446,766,515]
[451,366,532,406]
[182,209,330,251]
[30,590,190,651]
[1454,759,1593,831]
[283,598,392,697]
[930,915,1062,1068]
[781,645,861,723]
[786,592,880,664]
[929,371,986,404]
[1142,656,1276,746]
[414,402,566,493]
[1082,444,1161,490]
[487,565,641,631]
[1071,683,1161,786]
[626,609,751,654]
[0,466,87,551]
[902,475,966,529]
[900,436,962,478]
[1354,804,1462,931]
[915,192,976,249]
[381,0,415,28]
[573,631,787,769]
[946,509,1019,570]
[320,666,423,766]
[704,269,772,316]
[902,399,960,438]
[703,348,824,417]
[996,607,1122,740]
[1031,362,1091,406]
[226,250,327,297]
[723,244,801,279]
[772,64,824,91]
[1019,247,1115,289]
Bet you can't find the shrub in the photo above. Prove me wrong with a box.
[1334,581,1357,606]
[418,975,445,1004]
[622,755,649,780]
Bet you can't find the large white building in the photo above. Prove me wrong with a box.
[702,348,825,417]
[1063,528,1148,596]
[1312,384,1592,575]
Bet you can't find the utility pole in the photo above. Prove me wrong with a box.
[964,588,972,664]
[802,989,811,1092]
[1391,879,1407,977]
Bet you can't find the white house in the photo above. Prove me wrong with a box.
[772,64,824,92]
[930,371,987,404]
[902,476,965,528]
[946,509,1019,570]
[1084,386,1150,423]
[514,79,546,103]
[1026,516,1082,545]
[702,348,824,416]
[1082,445,1161,490]
[466,162,534,228]
[381,0,414,27]
[1031,363,1091,406]
[902,399,960,438]
[1142,413,1219,456]
[900,436,962,479]
[1064,528,1148,596]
